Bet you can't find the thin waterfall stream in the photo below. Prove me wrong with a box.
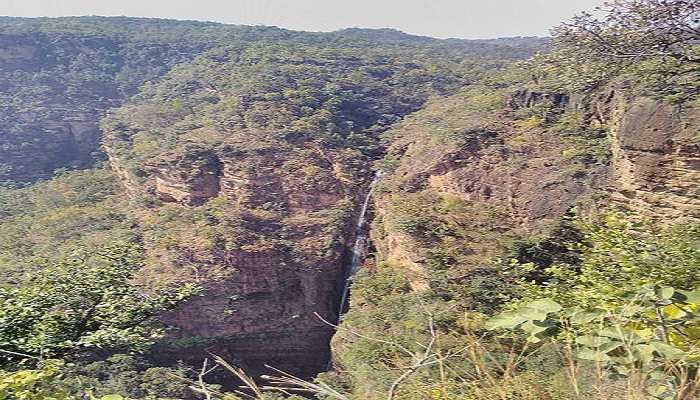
[336,170,382,323]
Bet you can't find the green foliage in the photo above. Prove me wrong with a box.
[0,169,136,283]
[326,262,593,399]
[488,284,700,399]
[0,242,198,366]
[383,193,449,241]
[329,263,463,398]
[0,15,543,185]
[461,86,508,112]
[531,0,700,99]
[330,210,699,399]
[57,354,191,399]
[0,5,697,399]
[482,214,700,398]
[0,360,71,400]
[513,214,700,308]
[514,115,544,130]
[549,110,586,134]
[102,40,491,170]
[0,355,189,400]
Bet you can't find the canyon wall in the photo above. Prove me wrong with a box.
[607,95,699,220]
[368,86,699,293]
[0,34,113,184]
[105,135,369,376]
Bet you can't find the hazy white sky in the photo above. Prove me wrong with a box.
[0,0,605,39]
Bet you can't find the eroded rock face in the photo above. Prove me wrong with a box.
[0,34,44,67]
[508,88,570,110]
[106,135,367,377]
[0,29,226,185]
[0,34,117,185]
[370,87,699,296]
[157,247,340,377]
[0,115,104,184]
[507,87,700,221]
[608,96,700,220]
[150,151,222,205]
[368,93,609,292]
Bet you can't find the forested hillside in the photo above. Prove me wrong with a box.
[0,16,542,186]
[0,1,698,399]
[326,1,700,398]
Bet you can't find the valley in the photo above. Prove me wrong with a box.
[0,3,698,398]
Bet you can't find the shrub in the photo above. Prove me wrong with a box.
[0,242,199,367]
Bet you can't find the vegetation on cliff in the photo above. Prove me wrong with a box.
[0,16,541,186]
[0,169,136,283]
[0,0,698,399]
[0,15,546,399]
[321,1,700,399]
[0,242,197,399]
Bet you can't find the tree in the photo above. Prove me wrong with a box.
[533,0,700,96]
[0,242,198,367]
[489,215,700,398]
[0,360,72,400]
[507,214,700,309]
[554,0,699,64]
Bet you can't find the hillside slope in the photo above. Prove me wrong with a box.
[1,9,697,398]
[99,39,490,376]
[0,17,546,379]
[328,78,700,398]
[0,17,544,186]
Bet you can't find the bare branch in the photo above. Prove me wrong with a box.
[0,349,40,360]
[387,314,438,400]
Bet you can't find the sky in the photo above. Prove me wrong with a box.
[0,0,605,39]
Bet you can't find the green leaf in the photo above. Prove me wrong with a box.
[515,299,561,322]
[570,309,606,324]
[619,304,646,317]
[631,344,655,365]
[527,298,562,314]
[576,348,611,362]
[100,396,125,400]
[527,332,548,343]
[598,341,623,354]
[674,290,700,304]
[657,287,674,300]
[575,335,611,348]
[561,307,581,318]
[649,370,667,381]
[517,306,548,321]
[521,320,552,335]
[597,327,643,343]
[649,341,685,360]
[647,383,669,397]
[485,312,527,330]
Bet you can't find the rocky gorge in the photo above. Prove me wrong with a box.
[0,11,698,398]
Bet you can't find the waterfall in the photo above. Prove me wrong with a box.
[336,170,382,322]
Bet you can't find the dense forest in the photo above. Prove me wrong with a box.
[0,16,543,185]
[0,1,699,399]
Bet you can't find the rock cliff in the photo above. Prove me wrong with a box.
[105,133,369,376]
[368,86,698,293]
[0,34,113,184]
[607,95,699,220]
[97,36,500,377]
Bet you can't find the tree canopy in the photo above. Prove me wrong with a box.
[533,0,699,98]
[0,242,197,367]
